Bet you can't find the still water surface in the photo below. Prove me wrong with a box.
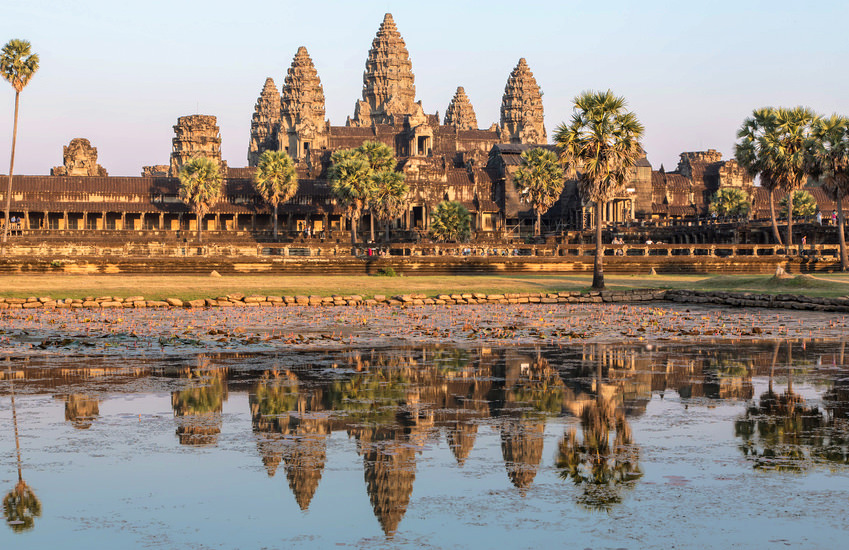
[2,341,848,549]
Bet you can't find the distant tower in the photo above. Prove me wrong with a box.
[247,78,281,166]
[278,46,327,161]
[500,58,546,144]
[351,13,424,127]
[444,86,478,130]
[170,114,223,176]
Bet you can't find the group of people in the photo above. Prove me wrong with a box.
[4,215,22,235]
[815,210,839,226]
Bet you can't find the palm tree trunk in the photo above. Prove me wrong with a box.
[9,365,23,483]
[350,214,357,251]
[838,194,847,271]
[2,91,20,245]
[369,211,375,242]
[592,201,605,290]
[273,205,278,242]
[197,212,203,244]
[768,189,782,246]
[536,210,541,237]
[786,191,794,252]
[385,220,390,242]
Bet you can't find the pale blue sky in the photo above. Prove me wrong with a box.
[2,0,847,176]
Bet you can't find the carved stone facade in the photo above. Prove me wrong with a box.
[499,58,546,144]
[51,138,107,177]
[278,46,328,162]
[170,115,223,176]
[248,78,281,167]
[350,13,425,127]
[444,87,478,130]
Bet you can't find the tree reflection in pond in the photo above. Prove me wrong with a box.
[555,353,641,511]
[3,364,41,532]
[171,358,228,446]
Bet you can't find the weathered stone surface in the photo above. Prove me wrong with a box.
[170,115,223,176]
[278,46,327,161]
[351,13,423,126]
[165,298,184,307]
[51,138,108,177]
[248,78,281,166]
[444,86,478,130]
[500,58,546,144]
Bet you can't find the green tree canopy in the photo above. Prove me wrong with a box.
[356,140,396,172]
[554,90,644,289]
[808,115,849,270]
[329,152,373,247]
[779,189,817,218]
[253,150,298,240]
[177,157,223,244]
[3,481,41,533]
[370,170,408,241]
[709,187,751,218]
[429,200,471,242]
[513,147,565,236]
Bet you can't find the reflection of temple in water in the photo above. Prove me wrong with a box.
[63,394,100,429]
[500,420,545,494]
[171,365,229,446]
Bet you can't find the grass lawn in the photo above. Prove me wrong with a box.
[0,273,848,301]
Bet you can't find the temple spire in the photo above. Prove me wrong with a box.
[500,58,546,144]
[444,86,478,130]
[247,77,281,166]
[279,46,327,161]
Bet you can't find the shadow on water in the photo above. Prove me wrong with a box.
[3,359,41,533]
[1,339,848,541]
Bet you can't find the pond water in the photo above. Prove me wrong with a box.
[1,341,848,549]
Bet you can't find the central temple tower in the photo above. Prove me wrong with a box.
[350,13,425,126]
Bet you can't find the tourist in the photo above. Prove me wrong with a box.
[816,210,822,225]
[833,210,838,225]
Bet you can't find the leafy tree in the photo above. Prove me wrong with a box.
[328,151,373,248]
[554,90,644,289]
[779,189,817,219]
[1,39,39,245]
[513,147,565,236]
[355,141,397,241]
[709,187,751,219]
[3,482,41,533]
[808,115,849,270]
[253,150,298,241]
[370,169,408,242]
[177,157,223,244]
[735,107,819,249]
[429,200,471,242]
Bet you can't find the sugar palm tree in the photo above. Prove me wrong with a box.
[253,150,298,241]
[1,39,39,245]
[328,151,372,250]
[177,157,223,244]
[429,200,471,242]
[4,364,41,532]
[709,187,751,220]
[513,147,565,236]
[554,90,644,289]
[370,169,408,242]
[355,141,396,241]
[735,107,818,250]
[779,189,817,219]
[808,115,849,271]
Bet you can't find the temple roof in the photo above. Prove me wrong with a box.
[444,86,478,130]
[281,46,326,129]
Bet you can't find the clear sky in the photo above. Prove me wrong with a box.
[2,0,848,176]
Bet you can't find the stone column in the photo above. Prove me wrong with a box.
[159,212,165,230]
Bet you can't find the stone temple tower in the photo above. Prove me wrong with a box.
[444,86,478,130]
[248,78,281,166]
[278,46,327,162]
[351,13,425,127]
[170,114,223,176]
[500,58,546,144]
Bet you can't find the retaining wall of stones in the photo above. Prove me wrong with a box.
[2,289,848,313]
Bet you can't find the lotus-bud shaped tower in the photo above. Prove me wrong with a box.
[500,58,546,144]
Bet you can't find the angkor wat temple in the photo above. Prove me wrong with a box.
[1,13,844,242]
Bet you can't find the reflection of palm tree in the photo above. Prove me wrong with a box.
[171,360,227,445]
[555,357,641,511]
[4,365,41,532]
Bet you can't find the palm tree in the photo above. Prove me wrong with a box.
[513,147,565,236]
[328,151,372,250]
[808,115,849,271]
[1,39,39,245]
[554,90,644,289]
[709,187,751,220]
[429,200,471,242]
[779,189,817,219]
[253,150,298,241]
[735,107,818,250]
[370,170,408,242]
[4,363,41,532]
[177,157,223,244]
[355,141,396,241]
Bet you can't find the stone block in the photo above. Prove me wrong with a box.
[166,298,184,307]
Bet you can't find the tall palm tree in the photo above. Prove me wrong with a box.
[355,141,396,242]
[554,90,644,289]
[4,363,41,532]
[808,115,849,271]
[253,150,298,241]
[370,170,408,242]
[735,107,818,250]
[328,151,372,250]
[177,157,223,244]
[1,39,39,245]
[513,147,565,236]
